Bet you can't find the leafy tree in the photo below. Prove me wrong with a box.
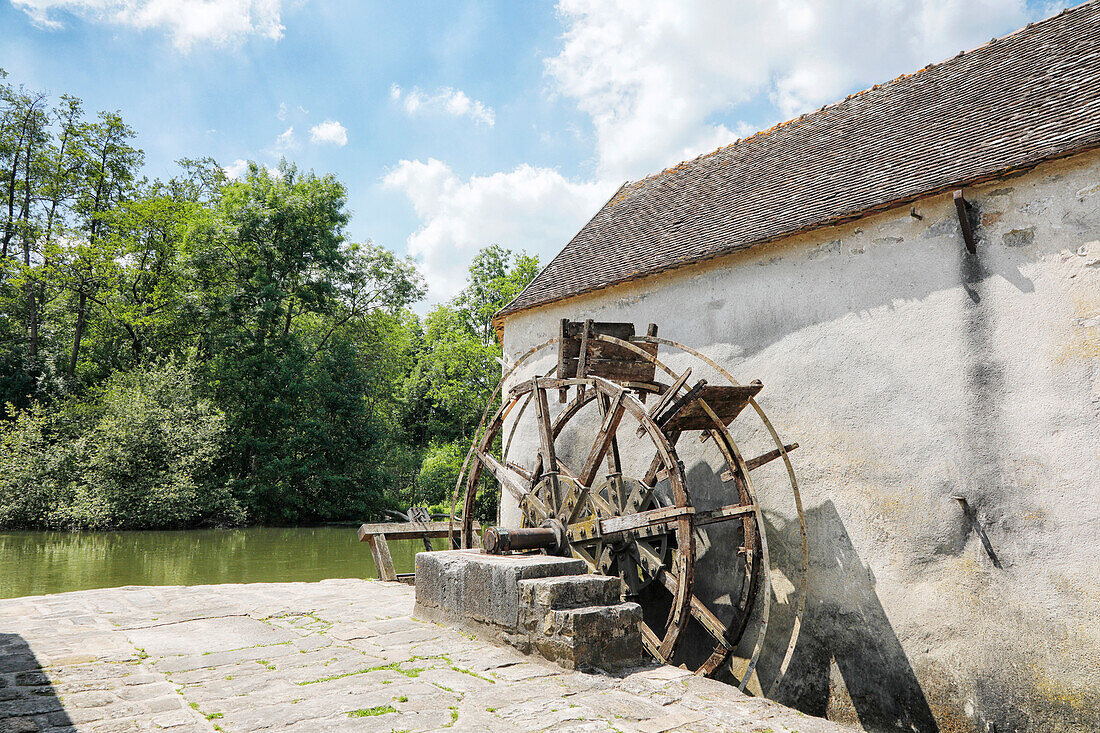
[454,244,540,343]
[0,360,238,529]
[0,66,548,530]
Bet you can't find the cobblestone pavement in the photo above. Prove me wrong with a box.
[0,579,845,732]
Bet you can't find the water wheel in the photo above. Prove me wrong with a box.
[451,320,807,692]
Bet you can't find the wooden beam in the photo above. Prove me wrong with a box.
[954,189,977,254]
[578,390,625,486]
[720,443,799,481]
[598,505,695,535]
[358,521,456,541]
[363,533,396,581]
[693,503,757,527]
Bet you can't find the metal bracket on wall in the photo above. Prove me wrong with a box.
[953,190,977,254]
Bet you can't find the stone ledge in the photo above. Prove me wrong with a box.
[414,549,648,671]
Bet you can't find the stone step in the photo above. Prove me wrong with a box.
[518,573,620,611]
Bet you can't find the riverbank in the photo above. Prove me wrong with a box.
[0,579,844,732]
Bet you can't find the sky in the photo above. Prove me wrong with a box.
[0,0,1060,306]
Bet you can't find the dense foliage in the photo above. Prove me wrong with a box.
[0,70,537,529]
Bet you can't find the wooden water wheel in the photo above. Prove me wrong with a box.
[451,320,807,693]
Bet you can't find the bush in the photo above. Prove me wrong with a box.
[415,439,497,522]
[416,441,466,506]
[0,360,241,530]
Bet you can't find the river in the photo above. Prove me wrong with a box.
[1,526,448,599]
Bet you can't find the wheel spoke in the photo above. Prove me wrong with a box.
[578,390,626,487]
[597,393,623,474]
[506,461,534,482]
[476,449,549,521]
[639,621,661,659]
[636,366,692,437]
[571,542,599,572]
[621,546,642,596]
[633,543,729,647]
[531,378,559,474]
[719,442,799,481]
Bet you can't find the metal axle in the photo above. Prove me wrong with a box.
[484,526,559,554]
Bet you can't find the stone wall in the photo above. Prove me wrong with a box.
[497,149,1100,732]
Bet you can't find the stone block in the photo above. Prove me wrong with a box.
[414,549,647,672]
[519,574,619,611]
[414,550,585,630]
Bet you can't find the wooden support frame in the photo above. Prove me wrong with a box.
[357,521,481,583]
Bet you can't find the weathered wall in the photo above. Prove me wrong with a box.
[498,149,1100,732]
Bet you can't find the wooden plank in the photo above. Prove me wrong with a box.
[599,505,695,535]
[662,383,763,432]
[358,521,455,541]
[365,534,397,581]
[560,337,657,363]
[559,357,658,382]
[560,320,635,342]
[557,320,658,383]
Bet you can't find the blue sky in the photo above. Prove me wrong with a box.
[0,0,1056,304]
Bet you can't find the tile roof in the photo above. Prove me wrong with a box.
[498,1,1100,319]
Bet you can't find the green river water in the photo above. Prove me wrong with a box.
[0,527,448,599]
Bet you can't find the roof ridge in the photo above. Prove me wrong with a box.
[620,0,1097,191]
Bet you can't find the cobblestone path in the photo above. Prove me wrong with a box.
[0,579,844,732]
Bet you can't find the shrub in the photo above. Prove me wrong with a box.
[0,360,241,529]
[416,439,497,522]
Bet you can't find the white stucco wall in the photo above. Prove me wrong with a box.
[497,149,1100,732]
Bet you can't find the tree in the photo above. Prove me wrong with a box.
[454,244,540,344]
[191,160,424,523]
[0,359,238,530]
[52,111,143,381]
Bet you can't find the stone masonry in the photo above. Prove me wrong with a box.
[413,549,647,672]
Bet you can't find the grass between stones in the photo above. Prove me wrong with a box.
[347,705,396,717]
[296,660,425,686]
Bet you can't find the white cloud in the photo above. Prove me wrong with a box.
[222,159,250,179]
[12,0,289,49]
[390,84,495,127]
[276,102,288,121]
[546,0,1032,181]
[309,119,348,146]
[222,159,280,179]
[275,125,297,151]
[382,159,609,302]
